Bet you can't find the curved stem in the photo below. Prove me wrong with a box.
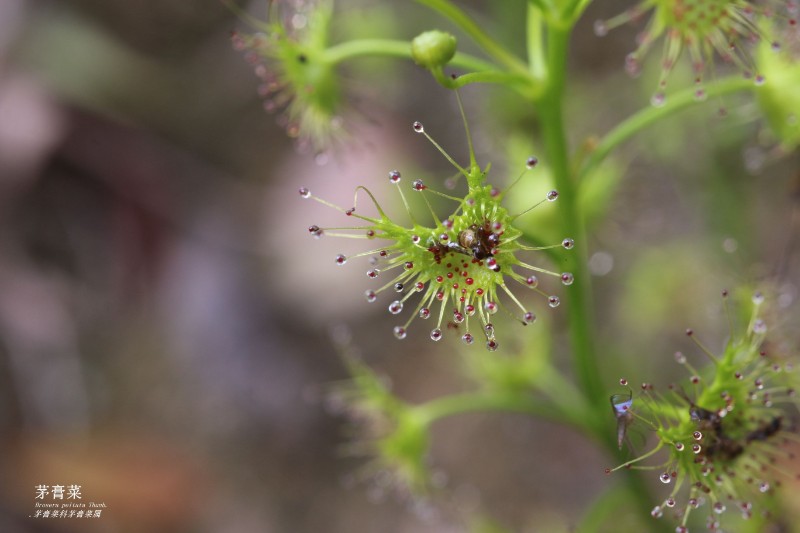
[579,77,755,180]
[324,38,496,72]
[414,0,529,75]
[415,390,582,428]
[430,66,537,96]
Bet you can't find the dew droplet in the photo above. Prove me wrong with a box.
[548,296,560,308]
[526,276,539,287]
[693,431,703,440]
[562,238,574,249]
[308,225,323,239]
[486,339,499,351]
[755,74,765,86]
[335,254,347,265]
[625,53,641,77]
[523,312,536,324]
[659,472,671,484]
[393,326,407,339]
[651,506,663,518]
[713,502,726,514]
[692,444,702,454]
[299,187,311,198]
[413,121,424,133]
[674,351,686,364]
[485,301,498,314]
[561,272,574,285]
[394,283,404,293]
[752,292,764,305]
[526,155,539,169]
[546,190,559,201]
[619,378,628,386]
[752,319,767,334]
[314,151,329,166]
[593,20,608,37]
[388,300,403,314]
[419,308,430,319]
[453,311,465,323]
[430,328,442,341]
[759,482,770,493]
[462,333,475,345]
[484,323,494,336]
[675,442,684,451]
[367,269,379,279]
[666,498,676,508]
[465,304,475,316]
[412,179,426,191]
[389,170,401,184]
[365,290,377,303]
[651,92,666,107]
[694,88,707,101]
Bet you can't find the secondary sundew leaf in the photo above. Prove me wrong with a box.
[299,96,574,351]
[594,0,800,107]
[328,353,431,496]
[230,0,345,153]
[606,290,800,531]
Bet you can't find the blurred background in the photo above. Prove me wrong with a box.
[0,1,798,532]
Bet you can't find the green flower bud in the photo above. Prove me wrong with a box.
[411,30,457,70]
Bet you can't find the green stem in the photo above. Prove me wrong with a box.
[430,66,537,96]
[536,25,673,532]
[538,25,605,417]
[324,38,496,72]
[414,0,529,75]
[416,391,582,428]
[526,3,547,83]
[579,77,755,181]
[561,0,594,24]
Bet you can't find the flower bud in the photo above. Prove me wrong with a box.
[411,30,457,70]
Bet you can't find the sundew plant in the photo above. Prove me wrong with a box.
[233,0,800,531]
